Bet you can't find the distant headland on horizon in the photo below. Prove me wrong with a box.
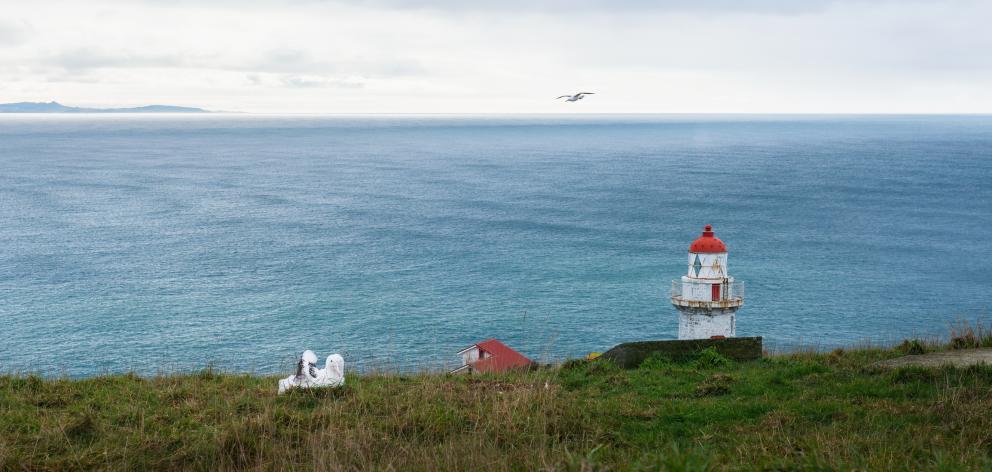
[0,101,208,113]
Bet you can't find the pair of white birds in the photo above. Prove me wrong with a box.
[556,92,595,102]
[278,350,345,394]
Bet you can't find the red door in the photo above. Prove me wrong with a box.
[711,284,721,301]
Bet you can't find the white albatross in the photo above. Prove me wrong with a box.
[278,350,345,394]
[556,92,595,102]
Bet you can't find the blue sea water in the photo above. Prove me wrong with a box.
[1,114,990,377]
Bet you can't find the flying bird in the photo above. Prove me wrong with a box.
[556,92,595,102]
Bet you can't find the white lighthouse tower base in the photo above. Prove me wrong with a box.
[678,309,736,340]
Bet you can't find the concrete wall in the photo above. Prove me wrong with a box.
[601,337,763,367]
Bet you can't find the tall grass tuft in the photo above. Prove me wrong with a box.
[949,320,992,350]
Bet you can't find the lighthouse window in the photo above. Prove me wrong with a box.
[692,255,702,276]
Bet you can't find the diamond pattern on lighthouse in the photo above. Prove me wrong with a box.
[692,254,702,276]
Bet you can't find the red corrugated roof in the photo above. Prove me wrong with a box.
[470,339,533,373]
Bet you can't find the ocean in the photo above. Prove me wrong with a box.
[1,114,990,377]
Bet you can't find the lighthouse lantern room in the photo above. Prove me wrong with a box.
[671,225,744,340]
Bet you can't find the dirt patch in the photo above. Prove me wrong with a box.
[876,348,992,368]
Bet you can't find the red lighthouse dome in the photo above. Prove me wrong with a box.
[689,225,727,253]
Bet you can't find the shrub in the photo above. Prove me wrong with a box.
[560,359,588,371]
[639,353,675,371]
[693,347,730,369]
[898,339,928,355]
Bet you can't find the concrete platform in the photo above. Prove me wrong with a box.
[876,348,992,368]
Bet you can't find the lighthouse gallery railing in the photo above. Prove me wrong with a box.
[671,280,744,301]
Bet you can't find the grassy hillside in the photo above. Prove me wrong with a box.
[3,340,992,470]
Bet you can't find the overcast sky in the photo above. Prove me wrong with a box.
[1,0,990,113]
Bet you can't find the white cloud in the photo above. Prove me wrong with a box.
[0,24,22,44]
[280,74,365,89]
[0,0,989,112]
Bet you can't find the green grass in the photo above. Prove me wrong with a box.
[3,344,992,471]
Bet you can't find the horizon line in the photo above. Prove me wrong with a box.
[3,111,992,116]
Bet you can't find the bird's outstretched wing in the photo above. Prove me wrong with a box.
[556,95,571,99]
[577,92,595,96]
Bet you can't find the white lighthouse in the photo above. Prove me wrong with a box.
[670,225,744,340]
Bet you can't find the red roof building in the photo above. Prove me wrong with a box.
[450,339,533,374]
